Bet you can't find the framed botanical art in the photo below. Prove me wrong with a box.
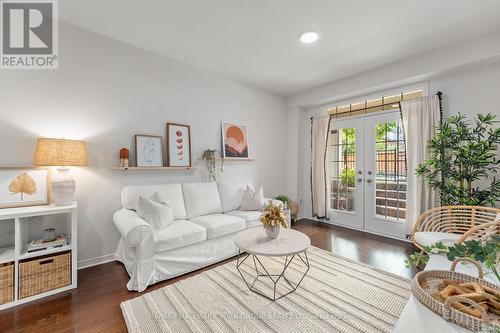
[222,122,249,158]
[0,167,51,208]
[166,123,192,167]
[135,134,164,167]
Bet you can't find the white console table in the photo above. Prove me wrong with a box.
[0,203,77,310]
[394,254,497,333]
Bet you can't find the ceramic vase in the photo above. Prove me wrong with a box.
[264,224,280,239]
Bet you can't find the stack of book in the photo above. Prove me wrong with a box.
[27,235,68,253]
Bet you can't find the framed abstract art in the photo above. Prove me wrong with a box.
[222,122,249,158]
[0,167,51,208]
[135,134,164,167]
[166,123,192,167]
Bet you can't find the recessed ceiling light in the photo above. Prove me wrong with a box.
[300,31,319,44]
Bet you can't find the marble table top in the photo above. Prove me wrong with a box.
[235,227,311,257]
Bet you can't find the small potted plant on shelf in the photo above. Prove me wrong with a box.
[259,201,288,239]
[201,149,224,181]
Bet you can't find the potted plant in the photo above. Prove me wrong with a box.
[274,195,299,224]
[416,113,500,206]
[201,149,224,181]
[259,201,288,239]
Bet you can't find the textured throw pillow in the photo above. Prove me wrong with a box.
[137,195,174,230]
[240,185,265,211]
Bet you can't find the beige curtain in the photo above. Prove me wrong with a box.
[401,95,440,235]
[311,114,331,218]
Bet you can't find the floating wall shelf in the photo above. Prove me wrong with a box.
[197,158,255,161]
[111,166,198,171]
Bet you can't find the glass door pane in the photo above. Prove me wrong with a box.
[328,118,364,230]
[330,128,356,212]
[364,112,407,239]
[374,121,407,221]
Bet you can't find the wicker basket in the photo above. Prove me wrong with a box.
[0,262,14,305]
[412,258,500,331]
[19,252,71,299]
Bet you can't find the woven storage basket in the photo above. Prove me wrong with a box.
[412,258,500,332]
[19,251,71,299]
[0,262,14,305]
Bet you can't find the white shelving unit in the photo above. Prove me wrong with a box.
[0,202,77,311]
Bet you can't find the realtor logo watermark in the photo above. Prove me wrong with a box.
[1,0,58,69]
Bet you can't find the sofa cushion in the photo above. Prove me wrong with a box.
[414,231,460,247]
[217,182,252,213]
[122,184,187,220]
[183,182,223,219]
[137,196,174,230]
[240,185,265,211]
[189,214,245,239]
[155,220,206,253]
[226,210,262,228]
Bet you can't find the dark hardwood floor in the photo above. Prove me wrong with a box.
[0,219,419,332]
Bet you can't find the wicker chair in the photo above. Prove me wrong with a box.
[456,220,500,243]
[412,206,500,251]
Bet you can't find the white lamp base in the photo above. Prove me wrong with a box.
[52,168,75,206]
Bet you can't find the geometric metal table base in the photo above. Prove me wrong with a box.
[236,250,310,301]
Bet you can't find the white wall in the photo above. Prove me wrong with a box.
[289,58,500,217]
[0,23,286,266]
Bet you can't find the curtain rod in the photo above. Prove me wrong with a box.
[310,91,443,122]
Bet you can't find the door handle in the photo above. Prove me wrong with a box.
[357,178,363,183]
[366,179,373,184]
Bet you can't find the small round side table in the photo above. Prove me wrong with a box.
[235,227,311,301]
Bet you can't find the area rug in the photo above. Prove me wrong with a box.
[121,246,411,333]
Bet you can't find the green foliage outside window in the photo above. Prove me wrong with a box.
[340,167,356,187]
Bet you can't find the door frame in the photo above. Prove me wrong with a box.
[326,111,407,240]
[363,111,407,239]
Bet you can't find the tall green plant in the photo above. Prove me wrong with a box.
[416,113,500,206]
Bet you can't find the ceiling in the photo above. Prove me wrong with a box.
[60,0,500,96]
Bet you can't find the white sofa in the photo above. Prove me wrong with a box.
[113,181,279,292]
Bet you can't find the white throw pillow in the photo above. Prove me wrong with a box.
[137,195,174,230]
[217,182,251,213]
[240,185,265,211]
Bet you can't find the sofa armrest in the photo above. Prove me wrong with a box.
[113,208,155,246]
[113,208,156,292]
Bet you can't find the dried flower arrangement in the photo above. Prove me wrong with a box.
[259,201,288,228]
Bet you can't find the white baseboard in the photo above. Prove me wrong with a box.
[77,253,115,270]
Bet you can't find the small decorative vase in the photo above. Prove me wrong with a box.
[120,148,129,168]
[43,228,57,242]
[264,224,280,239]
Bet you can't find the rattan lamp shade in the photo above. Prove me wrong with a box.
[33,138,88,166]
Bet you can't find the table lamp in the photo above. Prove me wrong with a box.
[33,138,88,206]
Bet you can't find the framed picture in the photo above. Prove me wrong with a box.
[0,167,51,209]
[222,122,249,158]
[166,123,192,167]
[135,134,164,167]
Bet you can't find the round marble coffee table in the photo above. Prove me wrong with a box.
[235,227,311,301]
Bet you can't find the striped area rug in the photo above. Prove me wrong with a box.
[121,246,411,333]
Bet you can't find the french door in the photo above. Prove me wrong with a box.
[328,111,407,239]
